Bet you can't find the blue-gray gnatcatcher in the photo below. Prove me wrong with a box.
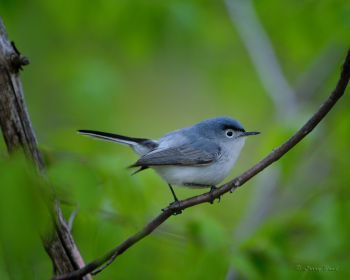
[78,116,259,203]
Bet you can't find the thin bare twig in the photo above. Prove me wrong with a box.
[51,49,350,280]
[224,3,343,277]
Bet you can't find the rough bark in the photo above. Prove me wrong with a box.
[0,17,91,279]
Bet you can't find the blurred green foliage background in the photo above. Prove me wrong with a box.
[0,0,350,279]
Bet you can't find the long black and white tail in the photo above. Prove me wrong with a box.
[77,130,158,157]
[77,130,149,145]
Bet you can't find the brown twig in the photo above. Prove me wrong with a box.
[50,49,350,280]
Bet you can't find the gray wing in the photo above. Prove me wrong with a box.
[130,143,220,167]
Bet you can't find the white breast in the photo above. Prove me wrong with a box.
[152,137,246,187]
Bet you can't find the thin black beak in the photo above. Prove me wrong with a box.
[239,131,260,137]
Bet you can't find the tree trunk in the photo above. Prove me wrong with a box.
[0,16,92,280]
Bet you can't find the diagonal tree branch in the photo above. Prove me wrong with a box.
[223,2,344,276]
[51,49,350,280]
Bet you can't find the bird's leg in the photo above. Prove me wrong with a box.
[168,184,179,202]
[209,186,220,204]
[168,184,182,215]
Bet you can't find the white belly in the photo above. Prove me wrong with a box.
[152,138,245,187]
[153,163,227,187]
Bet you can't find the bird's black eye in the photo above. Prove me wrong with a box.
[225,129,234,138]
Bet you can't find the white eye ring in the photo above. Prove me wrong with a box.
[225,129,234,138]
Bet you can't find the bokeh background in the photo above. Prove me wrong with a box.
[1,0,350,279]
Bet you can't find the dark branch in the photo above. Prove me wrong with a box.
[51,49,350,280]
[0,18,45,171]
